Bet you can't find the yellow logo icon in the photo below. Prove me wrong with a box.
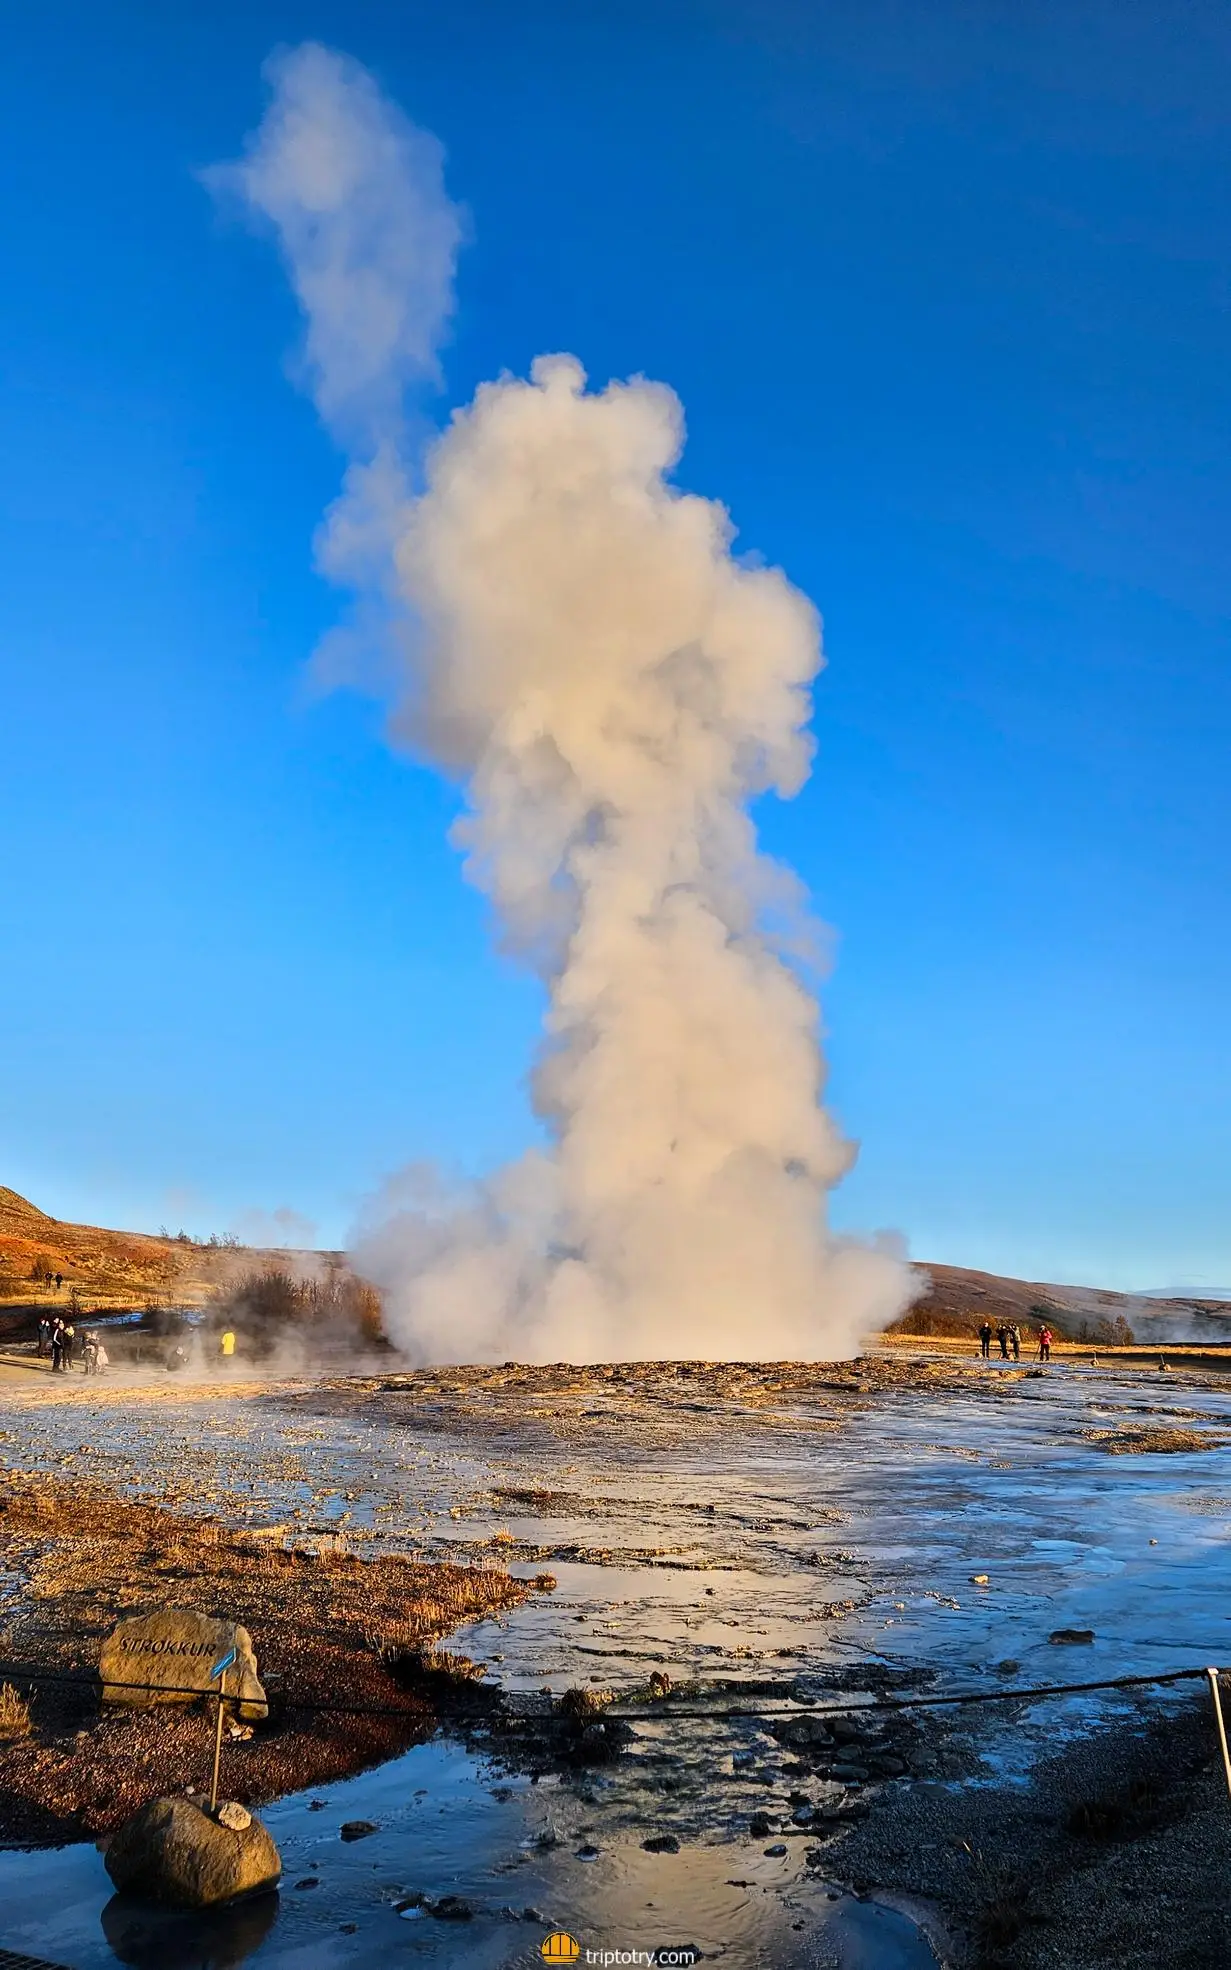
[541,1934,581,1963]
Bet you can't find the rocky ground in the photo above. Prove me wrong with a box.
[0,1465,537,1842]
[822,1685,1231,1969]
[2,1350,1230,1967]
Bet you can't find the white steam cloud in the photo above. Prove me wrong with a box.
[207,41,460,432]
[216,44,918,1363]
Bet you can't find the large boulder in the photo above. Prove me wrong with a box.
[100,1610,267,1721]
[104,1795,281,1908]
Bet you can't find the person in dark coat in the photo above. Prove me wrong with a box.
[978,1321,993,1360]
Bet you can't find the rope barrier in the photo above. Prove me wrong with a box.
[0,1659,1218,1723]
[612,1664,1215,1722]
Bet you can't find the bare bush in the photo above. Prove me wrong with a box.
[1076,1314,1136,1348]
[209,1265,385,1356]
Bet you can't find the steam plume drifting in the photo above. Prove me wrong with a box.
[219,47,917,1361]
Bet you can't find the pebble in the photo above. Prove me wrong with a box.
[340,1820,379,1841]
[642,1833,681,1854]
[431,1896,474,1920]
[764,1843,788,1857]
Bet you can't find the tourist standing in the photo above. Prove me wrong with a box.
[50,1320,64,1372]
[36,1314,50,1358]
[997,1324,1010,1360]
[978,1320,993,1360]
[62,1323,75,1370]
[1038,1326,1053,1363]
[1010,1324,1021,1362]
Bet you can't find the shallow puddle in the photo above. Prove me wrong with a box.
[0,1736,940,1967]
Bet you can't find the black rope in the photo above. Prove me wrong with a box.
[612,1664,1214,1722]
[0,1668,426,1719]
[0,1660,1218,1723]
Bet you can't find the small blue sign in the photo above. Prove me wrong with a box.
[209,1647,238,1681]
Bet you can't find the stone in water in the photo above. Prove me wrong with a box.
[104,1794,280,1908]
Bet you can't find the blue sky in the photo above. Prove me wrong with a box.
[1,0,1228,1288]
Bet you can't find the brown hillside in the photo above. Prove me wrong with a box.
[0,1187,327,1312]
[902,1259,1231,1343]
[3,1184,1224,1345]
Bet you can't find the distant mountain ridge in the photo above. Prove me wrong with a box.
[908,1260,1231,1341]
[1139,1285,1231,1302]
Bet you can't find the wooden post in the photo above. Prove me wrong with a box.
[1206,1667,1231,1800]
[210,1666,227,1814]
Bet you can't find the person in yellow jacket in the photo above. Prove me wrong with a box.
[219,1329,236,1361]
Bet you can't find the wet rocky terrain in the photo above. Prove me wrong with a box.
[0,1347,1230,1966]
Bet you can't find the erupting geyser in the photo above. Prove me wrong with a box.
[215,43,917,1362]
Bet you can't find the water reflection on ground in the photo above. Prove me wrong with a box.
[3,1352,1231,1965]
[0,1738,938,1967]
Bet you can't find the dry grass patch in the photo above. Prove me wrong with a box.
[0,1465,536,1843]
[0,1682,31,1740]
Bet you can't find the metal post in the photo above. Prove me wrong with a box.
[210,1667,227,1815]
[1206,1667,1231,1800]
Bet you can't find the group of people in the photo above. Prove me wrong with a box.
[36,1314,108,1374]
[978,1319,1054,1363]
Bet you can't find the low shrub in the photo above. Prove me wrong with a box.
[0,1683,32,1740]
